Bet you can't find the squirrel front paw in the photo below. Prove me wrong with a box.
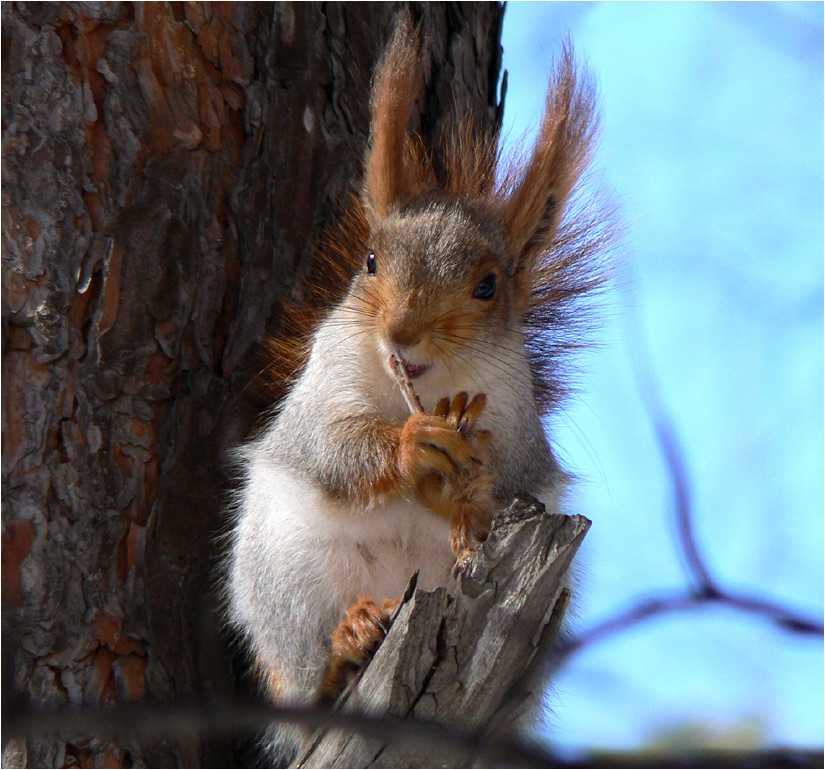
[397,392,489,482]
[408,393,495,572]
[450,490,493,574]
[433,391,492,446]
[321,596,400,702]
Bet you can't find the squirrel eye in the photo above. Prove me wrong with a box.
[366,252,377,275]
[473,273,497,300]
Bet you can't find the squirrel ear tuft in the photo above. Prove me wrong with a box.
[502,44,598,270]
[362,11,423,225]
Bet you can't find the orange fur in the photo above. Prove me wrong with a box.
[398,411,482,482]
[258,196,369,404]
[499,42,597,267]
[442,118,502,198]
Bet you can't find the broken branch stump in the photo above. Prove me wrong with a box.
[295,496,591,768]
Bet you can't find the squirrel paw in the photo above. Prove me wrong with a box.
[396,392,494,573]
[399,414,478,479]
[398,392,489,481]
[450,497,493,577]
[321,596,399,701]
[406,393,494,571]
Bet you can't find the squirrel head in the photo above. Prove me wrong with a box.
[351,198,518,382]
[347,13,606,399]
[261,13,611,413]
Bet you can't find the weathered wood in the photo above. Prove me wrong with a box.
[1,3,504,767]
[297,497,590,769]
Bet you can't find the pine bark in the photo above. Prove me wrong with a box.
[2,2,504,767]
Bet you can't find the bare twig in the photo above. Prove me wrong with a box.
[624,282,715,591]
[389,355,424,414]
[555,276,824,664]
[650,415,716,590]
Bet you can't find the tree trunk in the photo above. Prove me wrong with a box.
[1,2,504,767]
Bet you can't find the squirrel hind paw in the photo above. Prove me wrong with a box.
[321,597,399,701]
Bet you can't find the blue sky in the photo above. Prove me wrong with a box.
[501,1,823,753]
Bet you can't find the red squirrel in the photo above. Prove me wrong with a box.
[226,14,606,760]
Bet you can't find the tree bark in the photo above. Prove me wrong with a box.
[1,2,504,767]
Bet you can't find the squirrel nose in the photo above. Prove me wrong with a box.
[386,319,421,350]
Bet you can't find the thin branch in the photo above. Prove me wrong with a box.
[586,265,823,661]
[719,590,824,635]
[557,593,704,658]
[556,581,823,661]
[623,275,716,591]
[650,413,716,590]
[550,263,824,666]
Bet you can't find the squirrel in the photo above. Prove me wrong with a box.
[226,13,606,762]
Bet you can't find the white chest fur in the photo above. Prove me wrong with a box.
[231,448,454,640]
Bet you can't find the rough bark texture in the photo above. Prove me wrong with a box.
[1,2,504,767]
[296,498,589,769]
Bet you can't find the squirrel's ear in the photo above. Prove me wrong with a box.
[362,12,422,225]
[502,45,598,272]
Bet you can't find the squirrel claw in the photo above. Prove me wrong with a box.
[434,392,487,435]
[434,396,450,418]
[452,548,475,579]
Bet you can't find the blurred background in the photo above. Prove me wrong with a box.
[500,0,823,757]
